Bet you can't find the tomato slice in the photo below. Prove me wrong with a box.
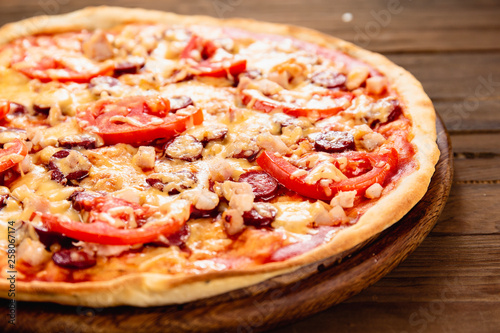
[256,149,398,201]
[0,139,28,173]
[78,95,204,145]
[41,197,185,245]
[0,100,9,121]
[181,35,247,78]
[41,215,184,246]
[241,89,354,119]
[9,35,113,83]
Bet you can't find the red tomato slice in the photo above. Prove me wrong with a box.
[196,59,247,78]
[9,35,113,83]
[256,149,398,201]
[181,35,247,78]
[0,139,28,173]
[41,215,185,246]
[241,89,354,119]
[78,95,204,145]
[0,100,9,121]
[41,196,186,245]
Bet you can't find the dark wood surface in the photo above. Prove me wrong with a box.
[1,1,499,332]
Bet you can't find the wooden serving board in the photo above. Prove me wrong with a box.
[0,117,452,333]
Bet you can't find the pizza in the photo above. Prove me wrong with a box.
[0,7,439,307]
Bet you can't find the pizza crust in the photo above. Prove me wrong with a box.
[0,6,439,307]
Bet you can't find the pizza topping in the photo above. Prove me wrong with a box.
[238,170,279,201]
[189,124,228,145]
[0,127,28,145]
[330,190,357,208]
[242,202,278,228]
[257,149,398,200]
[164,135,203,161]
[88,76,122,96]
[345,66,370,90]
[241,88,354,120]
[82,30,114,61]
[146,170,197,194]
[360,132,386,151]
[169,96,194,112]
[17,238,52,267]
[256,132,290,155]
[223,209,245,236]
[69,190,103,211]
[113,57,146,76]
[366,76,388,95]
[310,131,355,153]
[58,134,97,150]
[0,139,28,173]
[365,183,384,199]
[48,149,92,184]
[311,70,346,89]
[52,248,97,269]
[77,95,204,145]
[9,34,114,83]
[181,35,247,79]
[1,100,27,120]
[133,146,156,169]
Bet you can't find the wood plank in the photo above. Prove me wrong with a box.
[454,158,500,182]
[350,234,500,301]
[387,53,500,101]
[0,0,499,53]
[272,302,500,333]
[435,100,500,132]
[432,184,500,235]
[451,133,500,154]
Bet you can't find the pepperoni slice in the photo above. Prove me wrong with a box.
[238,170,279,201]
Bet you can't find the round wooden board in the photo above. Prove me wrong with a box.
[0,117,452,333]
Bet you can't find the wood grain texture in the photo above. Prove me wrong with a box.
[0,118,452,333]
[0,0,499,53]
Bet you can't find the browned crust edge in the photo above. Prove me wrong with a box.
[0,6,440,307]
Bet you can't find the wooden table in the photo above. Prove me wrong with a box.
[1,0,499,332]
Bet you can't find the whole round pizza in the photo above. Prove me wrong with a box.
[0,7,439,307]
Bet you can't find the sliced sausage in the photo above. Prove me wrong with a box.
[311,70,346,89]
[113,58,145,76]
[310,131,355,153]
[34,225,76,249]
[164,135,203,162]
[169,96,194,113]
[242,203,278,228]
[146,170,197,194]
[58,135,97,150]
[238,170,279,201]
[48,150,92,184]
[52,249,97,270]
